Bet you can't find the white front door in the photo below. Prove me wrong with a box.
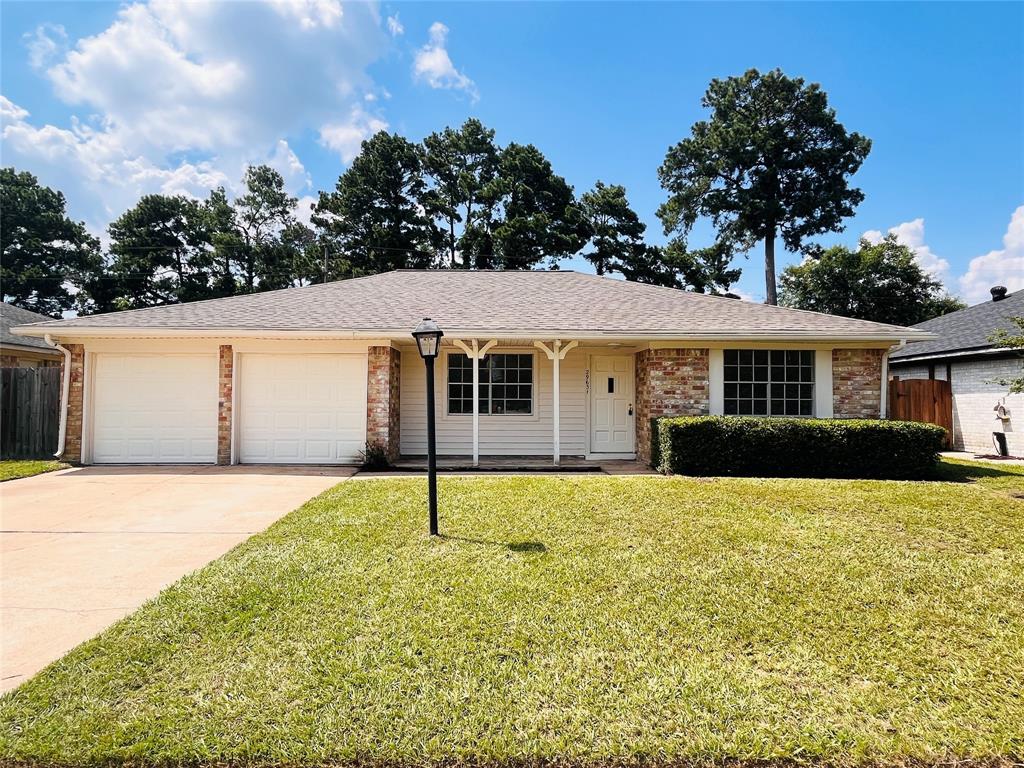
[238,353,367,464]
[590,355,634,453]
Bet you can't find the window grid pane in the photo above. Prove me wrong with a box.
[446,352,534,416]
[723,350,814,417]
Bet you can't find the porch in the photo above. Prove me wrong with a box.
[381,456,657,475]
[395,337,641,467]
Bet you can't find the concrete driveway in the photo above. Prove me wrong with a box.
[0,464,355,693]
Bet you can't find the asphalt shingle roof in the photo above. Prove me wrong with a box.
[890,289,1024,361]
[11,270,928,341]
[1,303,62,352]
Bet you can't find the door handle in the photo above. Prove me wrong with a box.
[628,404,634,416]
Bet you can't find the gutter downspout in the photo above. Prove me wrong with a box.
[880,339,906,419]
[44,334,71,459]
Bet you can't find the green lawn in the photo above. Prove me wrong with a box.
[1,460,1022,766]
[0,459,67,482]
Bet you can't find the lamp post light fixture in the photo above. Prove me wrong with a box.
[412,317,444,536]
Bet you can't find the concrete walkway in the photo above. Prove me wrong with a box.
[941,451,1024,466]
[0,464,354,693]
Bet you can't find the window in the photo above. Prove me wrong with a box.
[447,353,533,415]
[723,350,814,417]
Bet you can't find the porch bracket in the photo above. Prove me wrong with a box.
[533,340,578,466]
[451,338,498,467]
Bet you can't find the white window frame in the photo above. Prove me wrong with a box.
[709,346,834,418]
[444,349,537,418]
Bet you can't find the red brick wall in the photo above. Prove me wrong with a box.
[833,348,883,418]
[634,348,709,464]
[61,344,85,464]
[217,345,233,465]
[367,346,401,462]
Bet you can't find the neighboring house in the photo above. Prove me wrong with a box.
[1,303,63,368]
[10,270,931,467]
[890,286,1024,456]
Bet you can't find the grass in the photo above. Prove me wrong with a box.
[1,459,1022,767]
[0,459,67,482]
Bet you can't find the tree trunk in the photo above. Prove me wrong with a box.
[449,219,457,269]
[764,227,778,305]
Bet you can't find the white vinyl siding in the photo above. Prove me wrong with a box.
[400,348,587,456]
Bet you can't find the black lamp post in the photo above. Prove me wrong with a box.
[412,317,443,536]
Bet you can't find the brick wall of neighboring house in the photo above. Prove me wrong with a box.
[367,346,401,462]
[217,345,233,465]
[833,348,883,419]
[891,356,1023,455]
[947,357,1023,455]
[634,347,709,465]
[61,343,85,463]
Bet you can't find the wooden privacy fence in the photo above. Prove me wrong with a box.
[1,367,61,459]
[888,377,953,449]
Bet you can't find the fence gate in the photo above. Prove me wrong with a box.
[888,377,953,449]
[1,367,61,459]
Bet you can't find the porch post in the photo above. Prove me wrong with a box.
[534,340,578,467]
[472,339,480,467]
[553,340,561,466]
[453,338,497,468]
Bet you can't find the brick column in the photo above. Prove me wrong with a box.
[634,348,709,465]
[61,343,85,464]
[217,345,233,465]
[833,348,883,418]
[366,346,401,462]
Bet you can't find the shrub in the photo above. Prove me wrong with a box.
[656,416,946,479]
[360,441,391,470]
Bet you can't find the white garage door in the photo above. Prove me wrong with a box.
[238,354,367,464]
[91,354,218,463]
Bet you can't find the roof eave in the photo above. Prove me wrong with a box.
[0,340,62,356]
[12,325,936,343]
[891,345,1023,364]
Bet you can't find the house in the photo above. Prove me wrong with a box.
[9,270,932,467]
[889,286,1024,456]
[1,303,63,368]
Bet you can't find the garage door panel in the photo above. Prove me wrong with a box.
[239,354,366,464]
[92,354,217,464]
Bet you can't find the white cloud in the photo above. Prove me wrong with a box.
[270,0,344,30]
[319,105,388,162]
[862,217,951,284]
[1,95,29,122]
[2,0,389,232]
[386,14,404,36]
[957,206,1024,305]
[413,21,478,100]
[294,194,319,228]
[23,23,67,70]
[2,96,231,231]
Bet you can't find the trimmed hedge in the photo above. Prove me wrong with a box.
[656,416,947,479]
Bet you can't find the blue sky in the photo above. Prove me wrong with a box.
[2,1,1022,304]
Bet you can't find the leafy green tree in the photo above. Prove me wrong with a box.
[235,165,298,292]
[579,182,646,276]
[658,68,872,305]
[422,118,499,268]
[779,234,965,325]
[202,187,241,297]
[313,131,438,274]
[991,317,1024,394]
[107,194,213,309]
[485,143,588,270]
[1,168,103,317]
